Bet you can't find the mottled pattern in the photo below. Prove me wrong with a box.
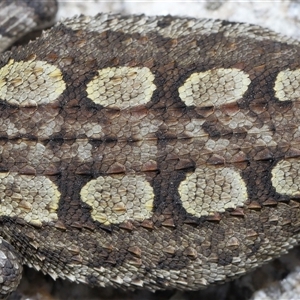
[0,2,300,299]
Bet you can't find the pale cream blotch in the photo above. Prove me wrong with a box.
[86,67,156,109]
[179,68,250,107]
[179,166,247,217]
[0,59,66,106]
[80,174,154,225]
[274,69,300,102]
[0,173,60,225]
[272,158,300,196]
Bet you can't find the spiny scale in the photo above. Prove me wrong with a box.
[0,3,299,298]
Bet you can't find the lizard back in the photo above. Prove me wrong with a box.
[0,13,300,292]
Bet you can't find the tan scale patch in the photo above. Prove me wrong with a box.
[272,158,300,196]
[179,166,247,217]
[86,67,156,109]
[178,68,250,107]
[0,59,66,106]
[274,69,300,102]
[80,174,154,225]
[0,173,60,225]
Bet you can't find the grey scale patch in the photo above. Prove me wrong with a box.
[62,14,300,45]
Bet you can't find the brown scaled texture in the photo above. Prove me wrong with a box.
[0,13,299,292]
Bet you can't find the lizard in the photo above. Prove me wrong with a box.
[0,0,300,298]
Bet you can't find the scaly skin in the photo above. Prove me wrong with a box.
[0,1,300,298]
